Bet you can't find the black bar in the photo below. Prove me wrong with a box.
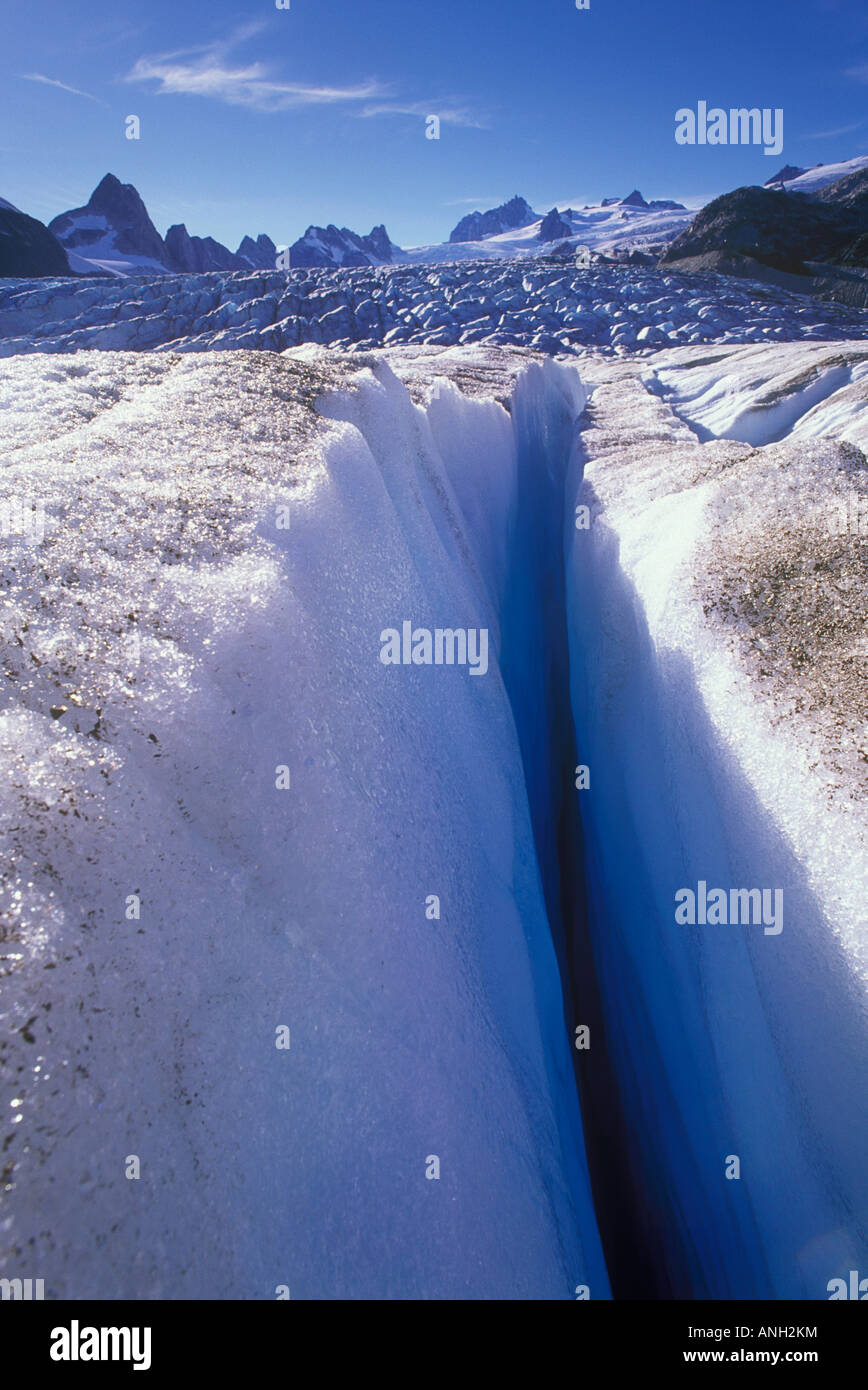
[3,1299,863,1376]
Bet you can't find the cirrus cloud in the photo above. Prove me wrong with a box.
[19,73,107,105]
[125,50,387,112]
[358,100,488,129]
[123,27,481,126]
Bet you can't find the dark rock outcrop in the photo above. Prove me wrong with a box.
[363,224,395,262]
[165,224,239,273]
[837,232,868,268]
[235,234,279,270]
[538,207,574,242]
[449,195,536,243]
[764,164,806,187]
[816,166,868,220]
[661,184,864,277]
[289,223,399,268]
[0,202,71,277]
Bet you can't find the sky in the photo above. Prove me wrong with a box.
[1,0,867,250]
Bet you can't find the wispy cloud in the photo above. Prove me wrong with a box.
[846,63,868,81]
[19,73,106,105]
[443,196,503,207]
[804,118,866,139]
[359,100,487,129]
[125,26,482,127]
[127,57,385,110]
[125,27,388,112]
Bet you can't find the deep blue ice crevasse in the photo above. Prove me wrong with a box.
[561,399,868,1298]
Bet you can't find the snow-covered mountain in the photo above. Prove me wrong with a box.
[764,154,868,194]
[764,163,807,187]
[288,221,401,267]
[406,190,696,265]
[45,174,279,278]
[43,174,400,276]
[4,151,868,286]
[48,173,169,276]
[16,155,868,284]
[449,195,537,242]
[538,207,575,242]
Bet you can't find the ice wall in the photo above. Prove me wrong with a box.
[0,350,609,1299]
[564,362,868,1298]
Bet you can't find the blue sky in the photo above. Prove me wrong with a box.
[2,0,867,248]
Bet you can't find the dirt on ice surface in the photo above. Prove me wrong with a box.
[0,346,607,1299]
[577,341,868,962]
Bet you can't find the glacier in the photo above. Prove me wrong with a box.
[565,346,868,1297]
[0,259,866,360]
[1,260,868,1299]
[0,347,609,1298]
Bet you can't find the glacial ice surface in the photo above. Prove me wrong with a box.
[0,348,608,1299]
[0,259,865,360]
[566,348,868,1296]
[2,335,868,1300]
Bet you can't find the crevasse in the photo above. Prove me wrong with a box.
[330,355,868,1299]
[559,361,868,1299]
[4,348,866,1298]
[426,353,868,1298]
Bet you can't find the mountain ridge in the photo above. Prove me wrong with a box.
[5,155,868,280]
[45,174,283,278]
